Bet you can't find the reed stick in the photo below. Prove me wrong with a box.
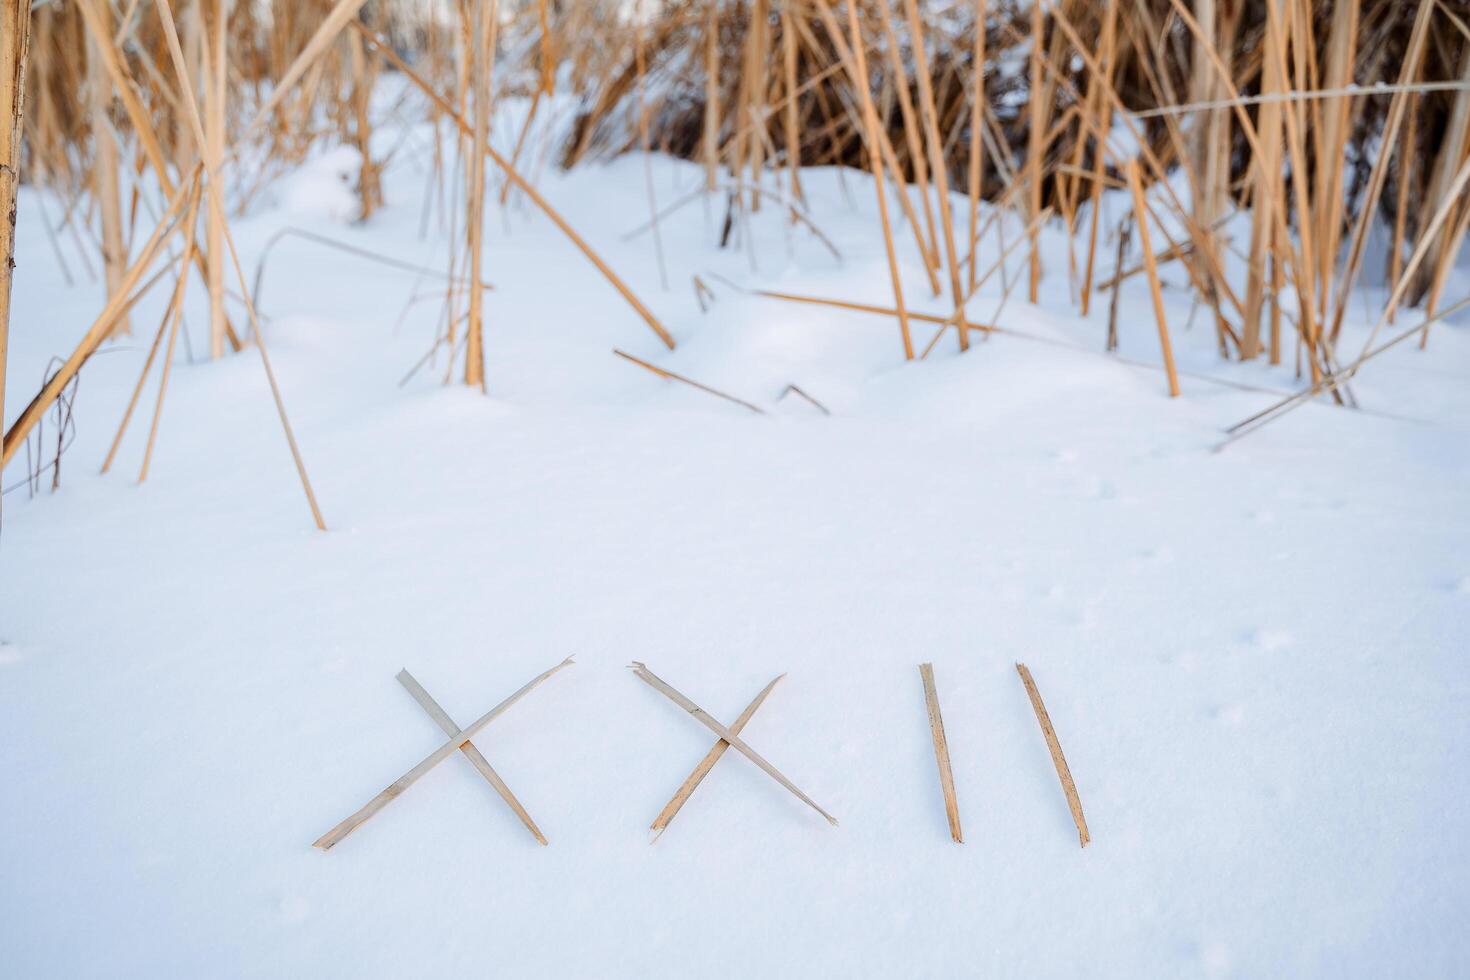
[100,195,196,477]
[966,0,986,292]
[875,0,940,275]
[463,0,494,390]
[203,0,225,357]
[1015,662,1089,848]
[778,4,803,208]
[613,347,764,415]
[138,178,204,484]
[901,0,968,349]
[702,0,720,192]
[800,3,941,297]
[842,0,913,360]
[86,3,128,339]
[919,663,962,843]
[1078,0,1115,318]
[1025,0,1044,303]
[1124,161,1179,398]
[0,0,32,510]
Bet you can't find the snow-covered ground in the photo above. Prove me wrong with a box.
[2,106,1469,977]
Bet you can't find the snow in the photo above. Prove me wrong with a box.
[273,145,364,223]
[2,103,1469,977]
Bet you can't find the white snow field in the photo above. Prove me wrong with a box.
[2,114,1469,977]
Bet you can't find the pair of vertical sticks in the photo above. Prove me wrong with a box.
[920,662,1090,848]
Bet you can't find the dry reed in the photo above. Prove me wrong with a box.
[3,0,1469,518]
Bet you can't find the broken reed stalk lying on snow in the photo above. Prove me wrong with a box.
[919,663,962,844]
[1015,663,1089,849]
[778,384,831,415]
[613,347,766,415]
[1219,294,1470,450]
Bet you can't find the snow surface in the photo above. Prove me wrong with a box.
[2,103,1469,977]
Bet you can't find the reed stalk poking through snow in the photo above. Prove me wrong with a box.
[0,0,32,527]
[4,0,1470,517]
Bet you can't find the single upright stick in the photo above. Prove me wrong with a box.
[203,0,226,357]
[966,0,987,293]
[650,673,785,840]
[464,0,495,390]
[1015,663,1089,848]
[919,664,963,843]
[1026,0,1045,303]
[842,0,914,360]
[0,0,34,514]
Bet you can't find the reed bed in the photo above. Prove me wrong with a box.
[1,0,1468,522]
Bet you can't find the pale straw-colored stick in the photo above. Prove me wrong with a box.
[137,252,191,484]
[1219,294,1470,446]
[901,0,969,349]
[101,179,196,481]
[1132,80,1470,118]
[613,348,765,415]
[842,0,914,360]
[966,0,987,292]
[0,0,27,494]
[919,664,962,843]
[1025,0,1045,303]
[99,246,190,474]
[1124,160,1180,397]
[1016,663,1089,848]
[1079,0,1117,317]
